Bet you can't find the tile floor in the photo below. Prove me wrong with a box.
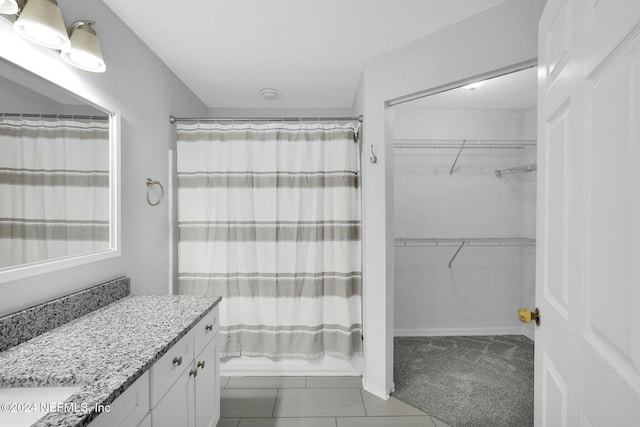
[217,376,452,427]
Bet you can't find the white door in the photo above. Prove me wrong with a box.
[536,0,640,426]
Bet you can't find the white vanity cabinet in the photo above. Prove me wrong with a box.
[150,306,220,427]
[87,371,150,427]
[88,306,220,427]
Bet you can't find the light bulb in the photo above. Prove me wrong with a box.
[463,81,486,91]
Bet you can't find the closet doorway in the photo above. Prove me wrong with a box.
[391,67,538,427]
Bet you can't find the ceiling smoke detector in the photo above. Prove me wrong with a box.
[260,88,280,101]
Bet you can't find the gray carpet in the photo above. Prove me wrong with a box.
[393,335,534,427]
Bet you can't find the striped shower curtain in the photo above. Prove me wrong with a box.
[0,118,110,268]
[177,122,362,359]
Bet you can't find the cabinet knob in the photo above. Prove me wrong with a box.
[197,360,205,369]
[172,356,183,366]
[205,324,213,332]
[189,369,198,377]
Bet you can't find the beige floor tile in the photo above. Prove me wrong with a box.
[216,418,240,427]
[220,388,278,417]
[238,417,337,427]
[361,390,426,416]
[336,416,435,427]
[274,388,366,417]
[306,376,362,388]
[226,376,306,389]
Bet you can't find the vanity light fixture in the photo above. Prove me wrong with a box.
[0,0,23,15]
[61,21,106,73]
[13,0,70,50]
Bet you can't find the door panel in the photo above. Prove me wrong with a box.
[544,101,570,318]
[585,35,640,378]
[545,0,571,88]
[537,0,640,426]
[541,352,568,427]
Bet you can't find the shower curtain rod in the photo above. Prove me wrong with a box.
[1,113,109,121]
[169,115,363,124]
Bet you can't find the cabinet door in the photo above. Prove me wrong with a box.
[194,336,220,427]
[152,365,195,427]
[88,371,149,427]
[149,330,194,408]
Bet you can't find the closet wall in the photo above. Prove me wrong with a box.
[393,106,536,338]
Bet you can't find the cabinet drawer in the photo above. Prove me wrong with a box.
[88,371,149,427]
[194,306,219,357]
[150,330,194,408]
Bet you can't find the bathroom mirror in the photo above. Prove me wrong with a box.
[0,54,119,282]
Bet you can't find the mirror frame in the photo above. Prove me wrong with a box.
[0,18,121,283]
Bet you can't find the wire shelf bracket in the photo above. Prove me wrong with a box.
[449,140,466,176]
[495,162,537,177]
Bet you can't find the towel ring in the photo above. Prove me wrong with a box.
[146,178,164,206]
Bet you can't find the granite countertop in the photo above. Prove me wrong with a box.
[0,295,221,427]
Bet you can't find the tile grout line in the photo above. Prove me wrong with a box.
[358,388,368,417]
[272,387,279,418]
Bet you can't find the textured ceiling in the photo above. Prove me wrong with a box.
[101,0,508,109]
[398,67,538,110]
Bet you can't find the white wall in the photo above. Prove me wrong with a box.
[0,75,64,114]
[0,74,106,115]
[0,0,208,316]
[353,0,545,398]
[393,108,536,336]
[208,107,354,118]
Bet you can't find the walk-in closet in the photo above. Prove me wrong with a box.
[391,68,538,427]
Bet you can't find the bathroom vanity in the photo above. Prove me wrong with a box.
[0,292,221,427]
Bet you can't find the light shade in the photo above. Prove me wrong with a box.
[0,0,23,15]
[13,0,70,50]
[61,21,106,73]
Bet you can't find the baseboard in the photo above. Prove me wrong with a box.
[395,326,535,340]
[220,355,363,377]
[362,380,391,401]
[520,327,535,341]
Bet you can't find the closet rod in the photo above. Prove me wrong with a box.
[169,115,363,124]
[495,162,537,177]
[394,237,536,247]
[395,237,536,268]
[0,113,109,121]
[394,139,536,149]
